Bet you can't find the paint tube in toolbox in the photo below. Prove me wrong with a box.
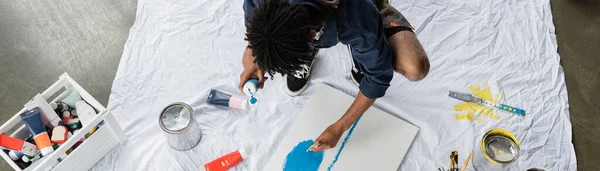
[20,107,54,156]
[76,100,97,127]
[0,134,39,156]
[24,94,62,128]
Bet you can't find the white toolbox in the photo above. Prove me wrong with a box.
[0,73,127,171]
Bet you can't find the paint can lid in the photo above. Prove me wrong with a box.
[40,147,54,156]
[239,148,248,159]
[62,111,71,118]
[21,156,31,163]
[49,103,58,110]
[248,96,258,107]
[484,135,519,163]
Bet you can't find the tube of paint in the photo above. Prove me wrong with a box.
[20,108,54,156]
[75,101,97,127]
[8,150,24,161]
[207,90,248,110]
[204,148,248,171]
[24,94,61,128]
[0,134,39,156]
[243,78,259,96]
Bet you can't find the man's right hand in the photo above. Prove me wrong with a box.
[238,48,265,93]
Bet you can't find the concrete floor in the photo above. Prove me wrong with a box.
[551,0,600,170]
[0,0,598,170]
[0,0,136,169]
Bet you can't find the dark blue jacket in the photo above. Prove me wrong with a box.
[244,0,393,98]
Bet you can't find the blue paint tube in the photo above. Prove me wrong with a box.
[20,107,54,156]
[207,90,247,110]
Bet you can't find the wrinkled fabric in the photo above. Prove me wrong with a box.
[93,0,576,170]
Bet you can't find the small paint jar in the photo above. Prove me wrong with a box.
[50,102,71,112]
[243,79,259,96]
[8,151,24,161]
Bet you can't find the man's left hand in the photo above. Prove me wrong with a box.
[310,121,346,152]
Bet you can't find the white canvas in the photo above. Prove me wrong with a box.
[263,84,419,171]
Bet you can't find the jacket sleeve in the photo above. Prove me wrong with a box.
[337,0,394,99]
[243,0,260,23]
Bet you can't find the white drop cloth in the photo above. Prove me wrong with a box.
[93,0,576,170]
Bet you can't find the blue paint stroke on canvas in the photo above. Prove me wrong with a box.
[327,116,361,171]
[283,140,324,171]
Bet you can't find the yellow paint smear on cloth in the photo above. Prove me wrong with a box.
[454,84,502,122]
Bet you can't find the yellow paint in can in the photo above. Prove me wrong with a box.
[480,128,519,165]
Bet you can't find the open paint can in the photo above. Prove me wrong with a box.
[473,128,520,170]
[159,102,202,151]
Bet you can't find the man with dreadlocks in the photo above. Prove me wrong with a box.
[239,0,430,152]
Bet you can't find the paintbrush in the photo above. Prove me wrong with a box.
[307,142,322,152]
[452,151,459,171]
[460,150,474,171]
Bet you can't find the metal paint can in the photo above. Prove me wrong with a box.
[159,102,202,151]
[473,128,520,170]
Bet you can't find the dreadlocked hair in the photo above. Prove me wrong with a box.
[246,0,316,77]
